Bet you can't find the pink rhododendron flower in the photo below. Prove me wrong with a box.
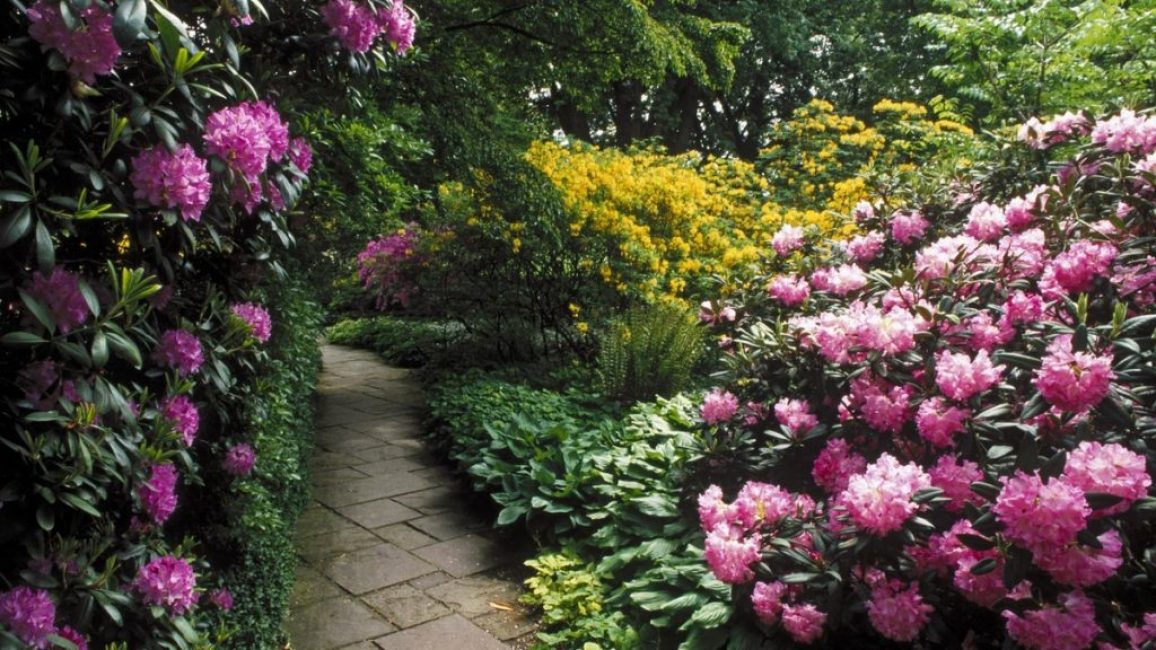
[995,228,1048,280]
[1090,109,1156,154]
[139,464,179,525]
[134,556,198,615]
[0,586,56,649]
[231,302,272,343]
[964,201,1007,242]
[1112,256,1156,307]
[849,376,914,433]
[697,485,734,531]
[810,264,867,296]
[1039,240,1118,298]
[288,137,313,175]
[915,397,969,447]
[1033,335,1114,413]
[1036,529,1123,587]
[26,0,120,84]
[928,455,983,512]
[153,330,204,376]
[1122,613,1156,649]
[224,443,257,477]
[1003,590,1100,650]
[26,267,89,334]
[780,603,826,644]
[204,100,290,212]
[839,453,931,535]
[208,588,234,611]
[867,577,933,642]
[17,359,58,410]
[994,472,1089,553]
[767,274,810,306]
[772,224,806,256]
[162,395,199,447]
[733,481,794,528]
[1062,441,1150,516]
[703,524,760,584]
[701,389,739,424]
[845,231,885,263]
[56,627,87,650]
[774,398,818,434]
[812,438,867,494]
[1004,185,1049,231]
[915,235,985,280]
[751,581,787,625]
[935,349,1004,402]
[890,210,930,245]
[852,200,875,222]
[357,227,423,308]
[1003,290,1045,326]
[130,145,212,222]
[379,0,416,53]
[322,0,382,52]
[1018,112,1090,149]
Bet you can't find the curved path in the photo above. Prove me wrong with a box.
[287,345,535,649]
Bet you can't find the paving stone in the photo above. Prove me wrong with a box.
[426,575,525,619]
[321,435,387,455]
[333,642,381,650]
[287,597,396,649]
[312,466,372,487]
[374,523,439,550]
[362,583,451,628]
[318,543,436,594]
[296,505,359,539]
[408,511,489,541]
[352,456,428,477]
[413,534,514,578]
[291,564,344,608]
[299,525,383,563]
[392,487,459,515]
[372,615,506,650]
[352,444,423,463]
[310,450,367,469]
[472,609,539,641]
[338,498,421,529]
[346,418,425,442]
[313,472,436,508]
[407,571,455,591]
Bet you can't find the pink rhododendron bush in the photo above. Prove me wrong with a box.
[0,0,413,646]
[696,109,1156,648]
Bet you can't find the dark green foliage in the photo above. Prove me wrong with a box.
[325,316,465,368]
[598,304,706,403]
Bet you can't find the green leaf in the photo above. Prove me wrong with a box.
[34,220,54,272]
[1085,492,1125,510]
[59,492,102,518]
[968,557,997,575]
[1,331,47,346]
[18,289,56,334]
[113,0,148,48]
[956,533,995,551]
[633,493,679,518]
[91,330,109,368]
[495,503,527,526]
[36,504,54,531]
[1131,497,1156,519]
[687,601,732,629]
[970,482,1000,500]
[0,205,32,247]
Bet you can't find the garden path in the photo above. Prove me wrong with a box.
[287,345,536,649]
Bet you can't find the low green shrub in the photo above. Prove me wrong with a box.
[522,552,640,650]
[326,316,465,368]
[598,304,706,403]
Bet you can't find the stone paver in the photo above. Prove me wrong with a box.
[289,345,529,649]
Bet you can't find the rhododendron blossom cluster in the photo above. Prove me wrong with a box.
[130,145,212,222]
[26,0,120,84]
[133,556,197,615]
[322,0,416,54]
[693,109,1156,647]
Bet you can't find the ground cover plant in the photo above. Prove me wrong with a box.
[693,109,1156,648]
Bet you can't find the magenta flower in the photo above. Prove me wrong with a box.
[780,603,826,644]
[1033,335,1114,413]
[322,0,383,53]
[751,581,787,625]
[994,471,1089,553]
[866,578,933,642]
[1090,109,1156,154]
[208,588,234,611]
[1018,112,1090,149]
[1062,441,1150,516]
[223,443,257,477]
[1035,529,1123,587]
[130,145,212,222]
[379,0,416,53]
[915,398,969,448]
[18,359,60,410]
[773,398,818,435]
[1003,590,1100,650]
[1038,240,1118,298]
[204,100,290,212]
[845,231,885,263]
[26,0,121,84]
[56,627,88,650]
[231,302,273,343]
[771,224,806,256]
[733,481,794,528]
[838,453,931,536]
[963,201,1006,242]
[935,349,1003,402]
[134,556,198,615]
[154,329,204,376]
[162,395,199,447]
[928,454,982,512]
[889,210,930,245]
[810,264,867,296]
[288,137,313,175]
[703,524,760,584]
[847,375,913,434]
[914,235,986,280]
[812,438,867,494]
[26,267,90,334]
[0,586,56,648]
[852,200,874,222]
[138,464,179,525]
[700,388,739,424]
[697,485,734,531]
[767,274,810,307]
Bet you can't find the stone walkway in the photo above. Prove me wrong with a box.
[288,345,536,649]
